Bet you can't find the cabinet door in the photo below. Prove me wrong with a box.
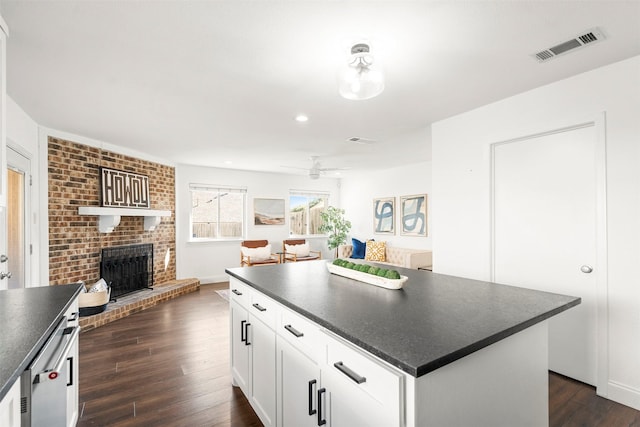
[66,298,80,427]
[321,366,391,427]
[277,337,320,427]
[230,300,250,396]
[0,378,20,427]
[249,315,276,427]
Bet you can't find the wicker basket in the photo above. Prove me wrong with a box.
[79,285,111,316]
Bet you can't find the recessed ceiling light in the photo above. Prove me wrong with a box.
[224,160,232,165]
[295,114,309,122]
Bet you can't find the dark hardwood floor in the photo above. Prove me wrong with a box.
[77,283,639,427]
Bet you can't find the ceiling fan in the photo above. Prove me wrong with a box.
[281,156,347,180]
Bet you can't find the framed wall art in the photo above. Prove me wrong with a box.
[100,167,150,208]
[254,198,285,225]
[373,197,395,234]
[400,194,427,236]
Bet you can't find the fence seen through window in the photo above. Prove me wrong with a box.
[290,192,327,236]
[191,186,246,239]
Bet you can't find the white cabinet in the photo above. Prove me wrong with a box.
[229,279,276,427]
[65,297,80,427]
[0,378,21,427]
[277,336,321,427]
[319,334,402,427]
[231,278,404,427]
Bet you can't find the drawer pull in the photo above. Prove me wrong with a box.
[308,379,317,415]
[232,289,243,296]
[284,324,304,338]
[317,387,326,426]
[334,361,366,384]
[252,303,267,312]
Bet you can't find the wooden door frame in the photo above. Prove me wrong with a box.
[488,112,609,397]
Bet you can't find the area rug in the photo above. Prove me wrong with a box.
[215,289,230,302]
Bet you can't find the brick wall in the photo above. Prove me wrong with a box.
[48,137,176,286]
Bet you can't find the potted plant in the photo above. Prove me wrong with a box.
[319,206,352,258]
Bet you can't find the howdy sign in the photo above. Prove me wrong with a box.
[100,167,150,208]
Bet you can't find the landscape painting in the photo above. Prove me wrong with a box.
[254,198,285,225]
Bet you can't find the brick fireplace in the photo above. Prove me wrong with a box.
[48,137,176,287]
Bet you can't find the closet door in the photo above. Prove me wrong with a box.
[493,125,599,386]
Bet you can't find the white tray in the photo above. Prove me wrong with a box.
[326,263,407,290]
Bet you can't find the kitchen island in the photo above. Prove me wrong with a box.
[0,284,83,425]
[226,260,580,427]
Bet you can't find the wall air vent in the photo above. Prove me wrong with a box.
[345,136,376,145]
[533,27,605,63]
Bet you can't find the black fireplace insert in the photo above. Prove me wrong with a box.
[100,243,154,300]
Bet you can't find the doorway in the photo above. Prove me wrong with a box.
[6,146,31,289]
[491,119,607,391]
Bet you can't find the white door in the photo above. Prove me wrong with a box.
[493,124,599,386]
[0,206,6,290]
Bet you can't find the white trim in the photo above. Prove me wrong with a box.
[488,113,609,398]
[41,126,175,167]
[593,112,609,397]
[607,380,640,411]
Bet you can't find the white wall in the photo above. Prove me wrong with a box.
[176,164,341,283]
[6,96,40,287]
[340,161,432,250]
[432,55,640,410]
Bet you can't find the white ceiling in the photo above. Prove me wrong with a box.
[1,1,639,177]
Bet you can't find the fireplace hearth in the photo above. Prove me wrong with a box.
[100,244,154,300]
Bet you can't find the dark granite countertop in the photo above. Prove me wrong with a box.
[0,284,83,401]
[226,261,580,378]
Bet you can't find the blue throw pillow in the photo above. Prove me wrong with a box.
[352,238,366,259]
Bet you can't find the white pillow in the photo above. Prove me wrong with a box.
[88,278,108,293]
[285,243,310,257]
[241,244,271,261]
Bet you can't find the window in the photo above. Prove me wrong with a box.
[289,190,328,236]
[190,184,246,240]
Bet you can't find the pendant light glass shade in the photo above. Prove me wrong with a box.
[339,43,384,100]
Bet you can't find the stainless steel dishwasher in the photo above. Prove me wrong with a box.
[20,315,80,427]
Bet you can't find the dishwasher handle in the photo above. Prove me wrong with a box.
[39,326,80,382]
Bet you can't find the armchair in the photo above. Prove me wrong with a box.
[282,239,321,262]
[240,240,281,267]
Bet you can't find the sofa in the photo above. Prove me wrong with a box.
[338,244,432,270]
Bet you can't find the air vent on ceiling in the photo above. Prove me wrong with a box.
[533,27,605,63]
[345,136,376,145]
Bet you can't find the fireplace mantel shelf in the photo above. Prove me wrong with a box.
[78,206,172,233]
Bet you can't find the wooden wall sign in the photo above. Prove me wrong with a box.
[100,167,150,208]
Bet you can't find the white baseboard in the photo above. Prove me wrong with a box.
[607,380,640,411]
[198,274,230,285]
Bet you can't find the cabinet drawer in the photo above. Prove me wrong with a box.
[229,279,251,308]
[250,291,277,330]
[325,333,402,407]
[278,307,323,361]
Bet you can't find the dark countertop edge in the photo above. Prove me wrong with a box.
[0,284,84,401]
[226,269,581,378]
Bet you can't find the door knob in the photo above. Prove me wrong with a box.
[0,271,11,280]
[0,254,7,263]
[580,265,593,274]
